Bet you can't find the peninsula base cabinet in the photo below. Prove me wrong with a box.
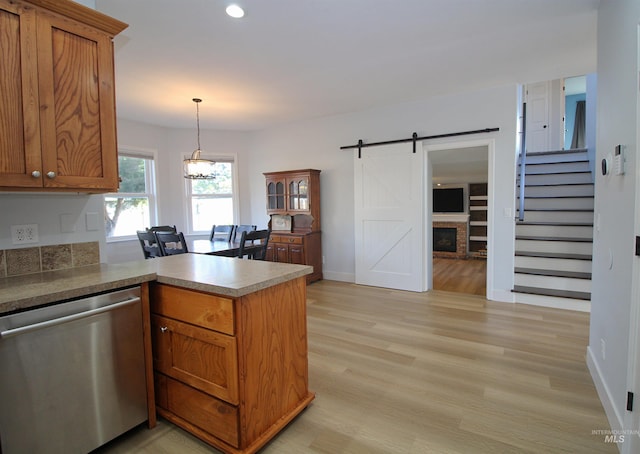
[150,280,314,454]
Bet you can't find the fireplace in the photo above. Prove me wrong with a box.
[432,219,468,258]
[433,228,457,252]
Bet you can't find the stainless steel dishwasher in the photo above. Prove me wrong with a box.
[0,286,148,453]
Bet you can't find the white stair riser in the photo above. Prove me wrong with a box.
[523,161,590,174]
[522,184,594,198]
[515,255,593,273]
[513,292,591,311]
[514,273,591,293]
[515,239,593,255]
[522,210,595,223]
[523,151,588,165]
[515,224,593,238]
[520,172,593,185]
[517,197,594,210]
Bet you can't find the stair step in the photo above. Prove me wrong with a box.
[515,273,591,293]
[520,210,595,223]
[517,221,594,226]
[515,223,593,238]
[517,197,593,211]
[512,285,591,301]
[522,148,587,158]
[516,235,592,243]
[516,239,593,256]
[512,292,590,312]
[515,250,592,260]
[518,172,593,186]
[514,267,592,279]
[515,255,593,273]
[521,161,590,174]
[521,184,594,198]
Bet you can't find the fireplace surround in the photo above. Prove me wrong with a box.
[432,220,468,258]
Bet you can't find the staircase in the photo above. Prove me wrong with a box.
[513,148,594,311]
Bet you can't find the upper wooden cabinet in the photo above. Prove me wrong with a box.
[264,169,321,231]
[0,0,127,192]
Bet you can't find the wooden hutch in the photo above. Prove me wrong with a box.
[263,169,322,283]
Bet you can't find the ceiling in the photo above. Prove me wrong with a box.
[95,0,599,131]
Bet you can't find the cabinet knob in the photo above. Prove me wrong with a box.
[160,326,168,333]
[46,171,56,179]
[31,170,41,178]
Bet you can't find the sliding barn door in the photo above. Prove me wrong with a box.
[354,143,424,291]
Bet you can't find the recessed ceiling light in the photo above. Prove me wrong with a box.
[226,4,244,18]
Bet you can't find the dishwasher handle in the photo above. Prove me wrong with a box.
[0,297,141,339]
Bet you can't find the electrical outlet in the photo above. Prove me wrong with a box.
[11,224,39,244]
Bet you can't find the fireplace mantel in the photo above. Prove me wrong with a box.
[433,213,469,223]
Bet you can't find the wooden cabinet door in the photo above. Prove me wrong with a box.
[275,243,289,262]
[0,1,43,188]
[151,314,239,405]
[289,244,305,265]
[286,175,310,212]
[266,177,286,213]
[36,12,119,191]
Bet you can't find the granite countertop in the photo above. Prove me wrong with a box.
[0,254,312,314]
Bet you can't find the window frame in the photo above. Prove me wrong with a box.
[183,152,239,235]
[104,146,158,242]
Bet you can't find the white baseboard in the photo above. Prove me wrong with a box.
[587,346,624,440]
[488,288,515,303]
[322,270,355,283]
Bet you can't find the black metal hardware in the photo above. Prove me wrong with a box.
[412,132,417,153]
[627,391,634,411]
[343,127,500,156]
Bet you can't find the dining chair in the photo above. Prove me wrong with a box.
[155,231,189,256]
[233,224,257,242]
[209,225,234,242]
[136,230,163,259]
[238,229,270,260]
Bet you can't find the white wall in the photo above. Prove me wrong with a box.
[0,193,107,259]
[247,85,518,296]
[587,0,640,446]
[106,119,255,263]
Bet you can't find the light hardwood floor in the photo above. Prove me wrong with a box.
[97,280,615,454]
[432,257,486,296]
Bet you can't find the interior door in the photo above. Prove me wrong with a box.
[526,81,551,153]
[354,143,424,291]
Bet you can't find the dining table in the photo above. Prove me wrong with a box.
[189,239,242,257]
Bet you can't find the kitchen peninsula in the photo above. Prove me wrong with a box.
[0,254,314,454]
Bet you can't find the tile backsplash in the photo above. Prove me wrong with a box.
[0,241,100,278]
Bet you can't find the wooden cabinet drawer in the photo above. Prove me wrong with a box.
[152,314,239,404]
[150,283,234,335]
[159,374,239,448]
[270,235,303,245]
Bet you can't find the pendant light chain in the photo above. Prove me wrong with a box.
[194,97,202,151]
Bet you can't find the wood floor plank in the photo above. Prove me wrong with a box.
[97,280,615,454]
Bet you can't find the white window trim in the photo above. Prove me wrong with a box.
[105,146,158,243]
[183,152,239,235]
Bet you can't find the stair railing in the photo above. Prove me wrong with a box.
[518,103,527,222]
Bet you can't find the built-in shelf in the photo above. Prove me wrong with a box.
[468,183,488,258]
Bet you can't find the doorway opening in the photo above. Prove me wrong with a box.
[427,142,489,296]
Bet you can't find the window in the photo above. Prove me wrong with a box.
[104,150,157,239]
[185,156,237,233]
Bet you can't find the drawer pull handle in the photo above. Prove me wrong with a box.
[160,326,168,333]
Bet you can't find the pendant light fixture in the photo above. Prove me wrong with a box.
[183,98,216,179]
